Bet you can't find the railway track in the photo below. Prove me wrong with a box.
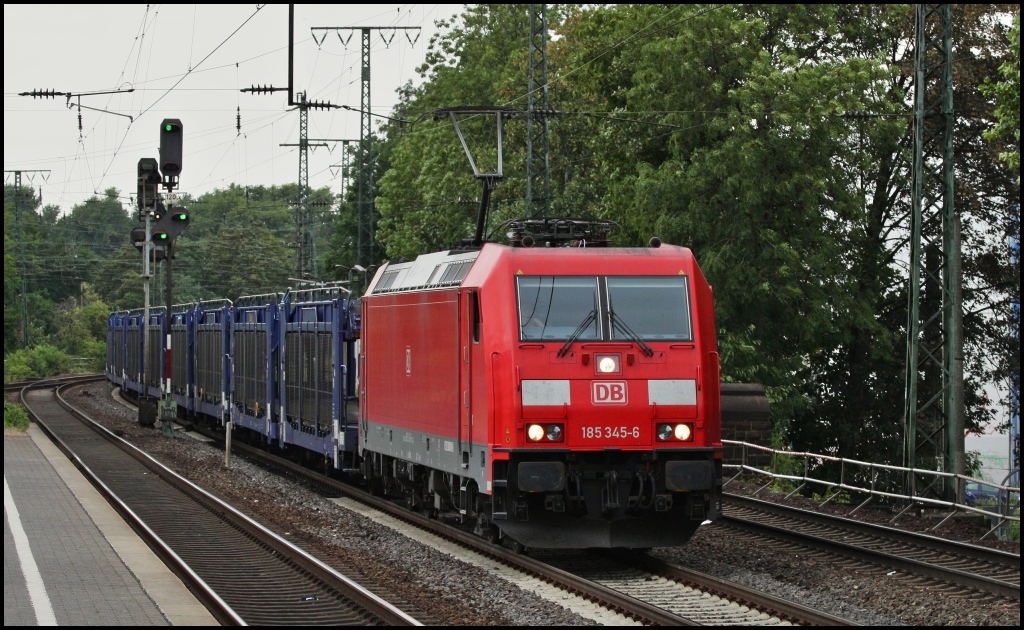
[721,493,1020,601]
[5,374,100,393]
[537,549,855,625]
[195,426,853,624]
[19,377,1016,623]
[97,387,855,626]
[18,377,423,626]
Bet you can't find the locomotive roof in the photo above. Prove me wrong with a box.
[367,249,481,295]
[366,243,697,296]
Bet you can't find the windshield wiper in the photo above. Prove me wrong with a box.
[557,310,596,357]
[609,310,654,357]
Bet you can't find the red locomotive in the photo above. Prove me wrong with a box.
[359,220,722,549]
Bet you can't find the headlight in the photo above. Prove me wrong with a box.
[526,423,564,443]
[656,422,695,442]
[596,354,620,374]
[545,424,563,442]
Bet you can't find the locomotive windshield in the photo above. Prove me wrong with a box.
[517,275,692,342]
[607,276,691,341]
[517,277,601,341]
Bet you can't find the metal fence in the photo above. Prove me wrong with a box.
[722,439,1020,540]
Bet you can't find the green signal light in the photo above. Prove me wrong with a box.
[177,213,187,220]
[165,124,174,131]
[157,233,168,240]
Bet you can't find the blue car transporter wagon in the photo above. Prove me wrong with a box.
[193,300,232,422]
[168,303,193,414]
[118,307,167,399]
[231,293,281,441]
[107,288,361,471]
[278,286,359,470]
[106,311,129,389]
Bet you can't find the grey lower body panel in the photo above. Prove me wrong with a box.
[361,419,489,488]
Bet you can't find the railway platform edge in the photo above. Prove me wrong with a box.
[4,423,217,626]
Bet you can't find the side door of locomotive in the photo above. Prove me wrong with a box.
[457,288,481,468]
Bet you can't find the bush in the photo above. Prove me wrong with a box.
[76,338,106,372]
[4,401,30,431]
[4,344,71,382]
[4,357,34,382]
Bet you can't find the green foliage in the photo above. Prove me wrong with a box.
[812,487,853,505]
[981,11,1020,183]
[51,291,109,372]
[3,283,108,376]
[965,450,984,479]
[554,5,916,463]
[195,205,291,299]
[84,183,333,308]
[4,250,20,353]
[4,345,70,381]
[4,401,30,432]
[376,5,540,261]
[761,421,805,492]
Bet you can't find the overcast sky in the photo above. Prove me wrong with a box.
[4,4,463,215]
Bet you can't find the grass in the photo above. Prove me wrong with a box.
[4,401,30,432]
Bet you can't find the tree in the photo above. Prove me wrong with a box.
[94,244,145,310]
[375,5,552,261]
[201,205,291,299]
[982,10,1020,182]
[4,251,20,354]
[978,8,1020,432]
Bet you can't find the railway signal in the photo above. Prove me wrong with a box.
[156,120,187,419]
[131,119,188,429]
[130,226,165,261]
[171,208,190,234]
[160,119,183,190]
[152,207,190,246]
[137,158,160,214]
[151,202,166,222]
[154,207,190,434]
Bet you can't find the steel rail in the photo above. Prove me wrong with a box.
[6,373,102,392]
[193,418,864,625]
[726,493,1020,570]
[27,380,421,626]
[605,549,857,626]
[56,382,423,627]
[196,424,699,626]
[19,377,243,626]
[721,496,1019,600]
[105,383,854,624]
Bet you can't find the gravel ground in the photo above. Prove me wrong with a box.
[658,525,1018,626]
[63,383,1020,626]
[659,482,1020,626]
[64,384,596,627]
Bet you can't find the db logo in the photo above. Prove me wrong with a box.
[592,381,627,405]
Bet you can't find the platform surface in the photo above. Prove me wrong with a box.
[4,423,217,626]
